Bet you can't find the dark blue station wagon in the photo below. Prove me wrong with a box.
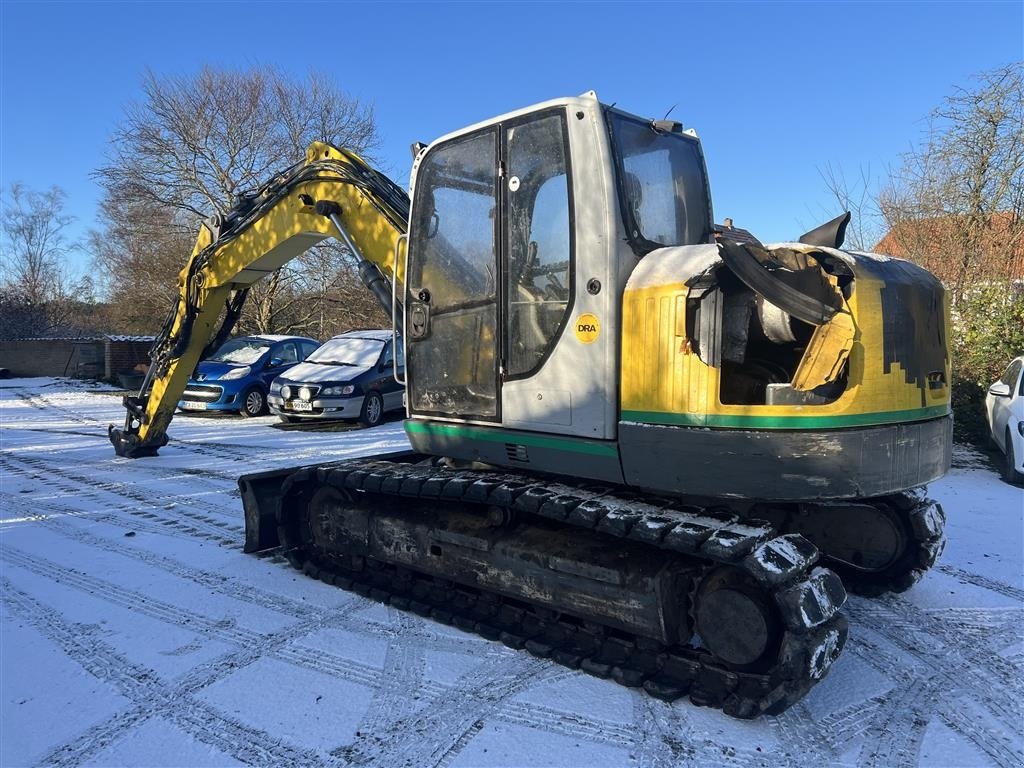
[268,330,405,426]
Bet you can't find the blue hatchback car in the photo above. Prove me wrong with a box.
[178,334,320,417]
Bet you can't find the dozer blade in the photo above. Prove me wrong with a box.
[238,450,421,553]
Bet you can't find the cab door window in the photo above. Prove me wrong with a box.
[407,129,499,418]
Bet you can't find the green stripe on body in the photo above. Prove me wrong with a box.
[405,420,619,457]
[620,404,950,430]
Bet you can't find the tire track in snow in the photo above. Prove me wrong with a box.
[935,697,1024,768]
[766,700,846,768]
[632,699,778,768]
[0,454,244,542]
[848,633,935,768]
[3,532,627,754]
[2,544,268,648]
[631,697,696,768]
[5,444,648,755]
[850,632,1024,767]
[9,390,103,425]
[810,696,886,754]
[2,579,330,768]
[491,700,634,748]
[336,654,554,768]
[0,533,479,664]
[849,596,1024,726]
[0,491,234,546]
[340,610,429,758]
[6,528,638,765]
[935,562,1024,602]
[859,677,939,768]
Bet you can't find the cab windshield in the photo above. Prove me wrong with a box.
[208,338,271,365]
[306,337,384,367]
[607,111,712,255]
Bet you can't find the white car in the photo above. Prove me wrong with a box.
[985,355,1024,485]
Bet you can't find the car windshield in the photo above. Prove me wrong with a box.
[305,337,384,367]
[607,111,712,255]
[207,338,271,365]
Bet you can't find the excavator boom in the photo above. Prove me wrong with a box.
[109,142,408,458]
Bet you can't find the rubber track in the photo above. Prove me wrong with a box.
[794,489,947,596]
[275,458,850,719]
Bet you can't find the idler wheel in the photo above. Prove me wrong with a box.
[694,567,780,669]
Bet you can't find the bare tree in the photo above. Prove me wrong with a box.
[878,63,1024,303]
[869,63,1024,445]
[92,65,383,337]
[89,198,194,334]
[235,242,388,338]
[816,162,884,251]
[0,183,83,337]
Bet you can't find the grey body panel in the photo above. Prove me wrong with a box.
[618,416,953,501]
[405,421,625,485]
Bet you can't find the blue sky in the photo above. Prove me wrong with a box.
[1,0,1021,270]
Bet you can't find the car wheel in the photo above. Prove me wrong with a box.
[1003,429,1024,485]
[360,391,384,427]
[241,387,267,418]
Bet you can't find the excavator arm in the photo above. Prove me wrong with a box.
[109,142,409,458]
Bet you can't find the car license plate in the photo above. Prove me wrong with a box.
[182,401,207,410]
[289,401,313,412]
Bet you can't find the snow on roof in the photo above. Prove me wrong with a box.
[3,334,156,343]
[5,335,105,342]
[247,334,318,343]
[330,329,392,341]
[251,334,297,342]
[105,335,156,343]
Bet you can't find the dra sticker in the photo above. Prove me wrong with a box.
[574,313,600,344]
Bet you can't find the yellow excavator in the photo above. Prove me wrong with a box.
[110,92,951,718]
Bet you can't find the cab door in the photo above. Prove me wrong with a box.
[405,111,578,428]
[406,129,501,422]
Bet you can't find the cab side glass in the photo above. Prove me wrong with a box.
[505,113,572,378]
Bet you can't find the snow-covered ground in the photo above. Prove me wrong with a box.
[1,378,1021,768]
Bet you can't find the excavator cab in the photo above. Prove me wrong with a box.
[402,95,713,455]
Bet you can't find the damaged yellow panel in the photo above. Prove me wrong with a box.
[620,242,951,430]
[792,311,856,391]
